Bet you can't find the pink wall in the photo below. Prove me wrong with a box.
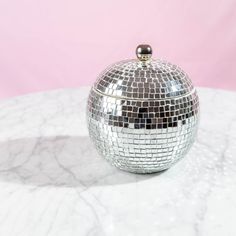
[0,0,235,100]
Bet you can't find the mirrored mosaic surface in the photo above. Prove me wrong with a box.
[94,59,194,99]
[87,46,199,173]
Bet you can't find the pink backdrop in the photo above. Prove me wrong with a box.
[0,0,235,100]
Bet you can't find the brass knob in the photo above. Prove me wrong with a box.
[136,44,152,61]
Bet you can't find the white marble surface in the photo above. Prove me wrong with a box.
[0,87,235,236]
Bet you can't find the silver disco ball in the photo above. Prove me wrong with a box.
[87,44,199,173]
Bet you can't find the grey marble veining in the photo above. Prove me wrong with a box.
[0,87,235,236]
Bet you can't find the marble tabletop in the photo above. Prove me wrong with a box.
[0,87,235,236]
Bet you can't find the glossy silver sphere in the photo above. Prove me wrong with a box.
[136,44,152,61]
[87,44,199,173]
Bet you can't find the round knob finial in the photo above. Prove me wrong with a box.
[136,44,152,61]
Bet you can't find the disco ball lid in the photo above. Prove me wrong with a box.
[93,44,194,100]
